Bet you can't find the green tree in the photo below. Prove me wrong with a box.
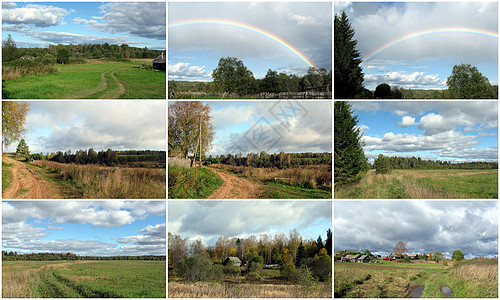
[178,252,222,281]
[261,69,281,93]
[2,34,17,62]
[374,154,391,174]
[2,101,30,153]
[56,48,69,64]
[212,57,254,94]
[374,83,392,98]
[433,251,444,262]
[16,139,29,156]
[334,11,364,98]
[451,249,465,261]
[446,63,496,98]
[334,101,367,186]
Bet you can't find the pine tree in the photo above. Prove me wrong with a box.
[334,11,364,98]
[374,154,391,174]
[334,101,367,186]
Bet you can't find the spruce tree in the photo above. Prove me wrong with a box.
[334,101,367,186]
[374,154,391,174]
[334,11,364,98]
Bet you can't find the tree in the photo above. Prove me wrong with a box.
[433,251,444,262]
[2,101,30,153]
[394,241,407,255]
[2,34,17,62]
[451,250,464,261]
[212,57,255,94]
[334,101,367,185]
[446,63,496,98]
[261,69,281,93]
[374,154,391,174]
[374,83,392,98]
[56,48,69,64]
[168,101,215,160]
[16,139,29,156]
[334,11,364,98]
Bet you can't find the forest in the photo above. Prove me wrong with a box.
[373,154,498,171]
[2,251,165,261]
[207,151,332,169]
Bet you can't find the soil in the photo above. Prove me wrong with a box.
[206,167,263,199]
[3,154,62,199]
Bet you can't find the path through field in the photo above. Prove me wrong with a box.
[207,167,262,199]
[2,155,61,199]
[68,68,126,99]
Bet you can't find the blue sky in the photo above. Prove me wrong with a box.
[335,2,498,90]
[169,200,332,247]
[2,2,166,49]
[168,2,332,81]
[3,101,166,154]
[349,101,498,163]
[171,101,332,156]
[335,201,498,259]
[3,201,166,256]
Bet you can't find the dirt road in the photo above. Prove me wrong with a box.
[207,167,262,199]
[3,155,61,199]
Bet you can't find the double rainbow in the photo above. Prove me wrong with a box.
[169,19,318,70]
[365,27,498,61]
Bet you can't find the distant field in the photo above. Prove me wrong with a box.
[334,258,497,298]
[335,169,498,199]
[3,260,166,298]
[2,61,166,99]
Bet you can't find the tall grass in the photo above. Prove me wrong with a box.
[35,160,165,199]
[447,258,498,297]
[168,166,223,199]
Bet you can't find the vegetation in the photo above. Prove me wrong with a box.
[374,154,391,174]
[16,139,29,156]
[168,166,223,199]
[3,260,166,298]
[371,155,498,170]
[334,101,367,186]
[210,151,331,169]
[451,250,465,261]
[446,63,497,98]
[2,101,30,151]
[2,251,165,261]
[2,161,13,192]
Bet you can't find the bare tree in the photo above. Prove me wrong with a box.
[394,241,408,255]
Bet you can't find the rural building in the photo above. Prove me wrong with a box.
[408,253,418,260]
[344,249,359,254]
[153,53,166,71]
[223,256,242,267]
[419,253,427,259]
[342,254,361,262]
[357,255,372,263]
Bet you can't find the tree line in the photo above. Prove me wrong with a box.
[209,151,332,169]
[2,251,165,261]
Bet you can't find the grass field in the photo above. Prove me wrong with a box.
[168,165,224,198]
[334,258,498,298]
[2,61,165,99]
[3,260,166,298]
[335,169,498,199]
[2,161,13,192]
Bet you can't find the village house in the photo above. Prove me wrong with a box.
[342,254,361,262]
[153,52,166,71]
[223,256,242,267]
[357,255,372,263]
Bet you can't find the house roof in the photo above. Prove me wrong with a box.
[153,53,166,63]
[358,255,370,260]
[344,254,360,259]
[227,256,241,263]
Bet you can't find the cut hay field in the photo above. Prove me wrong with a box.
[2,60,166,99]
[334,258,497,298]
[3,260,166,298]
[335,169,498,199]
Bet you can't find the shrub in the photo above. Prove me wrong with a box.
[178,253,222,282]
[311,255,332,281]
[280,262,297,281]
[56,48,69,64]
[246,271,262,281]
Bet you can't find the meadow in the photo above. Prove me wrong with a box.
[168,165,223,198]
[2,60,166,99]
[3,260,166,298]
[335,169,498,199]
[334,258,497,298]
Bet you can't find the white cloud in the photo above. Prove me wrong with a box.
[400,116,415,127]
[364,71,445,88]
[287,13,317,25]
[168,62,209,79]
[3,4,70,27]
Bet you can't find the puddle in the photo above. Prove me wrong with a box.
[443,272,449,275]
[441,286,453,297]
[410,286,425,298]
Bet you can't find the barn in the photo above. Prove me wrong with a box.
[153,53,166,71]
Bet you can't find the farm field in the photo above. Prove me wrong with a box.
[334,258,498,298]
[2,60,166,99]
[335,169,498,199]
[3,260,166,298]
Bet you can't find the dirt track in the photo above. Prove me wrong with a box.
[3,155,61,199]
[207,167,262,199]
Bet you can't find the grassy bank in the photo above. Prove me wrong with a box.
[335,169,498,199]
[33,160,166,199]
[168,166,223,198]
[2,161,13,192]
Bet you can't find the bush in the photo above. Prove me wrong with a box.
[56,48,69,64]
[280,262,297,281]
[246,271,262,281]
[178,253,222,282]
[311,255,332,281]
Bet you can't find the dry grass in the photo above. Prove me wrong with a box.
[447,258,498,298]
[3,65,59,81]
[2,269,40,297]
[34,160,165,199]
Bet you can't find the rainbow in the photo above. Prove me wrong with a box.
[169,19,318,70]
[365,27,498,61]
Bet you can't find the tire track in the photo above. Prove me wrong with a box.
[206,167,263,199]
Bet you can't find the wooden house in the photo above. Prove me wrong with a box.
[342,254,361,262]
[223,256,242,267]
[153,53,166,71]
[357,255,372,263]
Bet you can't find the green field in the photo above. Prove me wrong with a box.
[3,260,166,298]
[335,259,498,298]
[2,161,13,192]
[335,169,498,199]
[168,165,224,198]
[2,61,166,99]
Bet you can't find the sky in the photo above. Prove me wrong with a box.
[168,200,332,247]
[168,2,332,81]
[335,201,498,259]
[348,101,498,163]
[173,101,332,157]
[3,201,166,256]
[335,2,498,90]
[2,2,166,50]
[4,101,166,154]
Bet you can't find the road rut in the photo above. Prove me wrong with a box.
[207,167,262,199]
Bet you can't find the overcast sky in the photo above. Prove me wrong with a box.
[168,200,332,247]
[349,101,498,163]
[2,2,166,49]
[335,2,498,90]
[4,101,166,154]
[335,201,498,259]
[190,101,331,156]
[3,201,166,256]
[168,2,332,81]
